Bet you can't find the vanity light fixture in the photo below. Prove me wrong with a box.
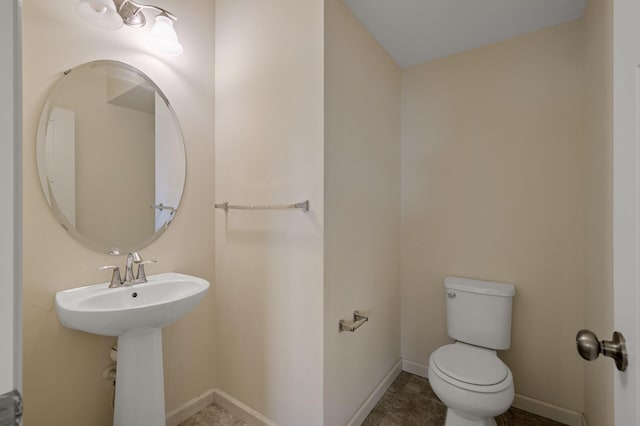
[75,0,184,56]
[75,0,123,30]
[146,13,183,56]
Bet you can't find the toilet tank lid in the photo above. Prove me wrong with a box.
[444,276,515,297]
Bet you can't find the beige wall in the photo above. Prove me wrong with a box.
[582,0,614,424]
[23,1,215,424]
[323,0,401,425]
[214,1,325,425]
[401,21,586,412]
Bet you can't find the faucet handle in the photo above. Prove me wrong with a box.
[135,260,157,283]
[98,265,122,288]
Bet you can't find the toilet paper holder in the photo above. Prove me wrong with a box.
[339,311,368,333]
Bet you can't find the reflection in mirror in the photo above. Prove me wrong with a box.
[37,60,186,254]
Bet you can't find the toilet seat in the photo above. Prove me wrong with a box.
[430,343,512,393]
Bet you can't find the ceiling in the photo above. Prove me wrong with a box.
[342,0,587,68]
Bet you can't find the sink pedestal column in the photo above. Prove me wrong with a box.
[114,327,165,426]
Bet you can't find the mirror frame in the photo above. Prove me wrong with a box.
[36,60,186,254]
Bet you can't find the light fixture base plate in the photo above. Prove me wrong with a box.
[114,0,147,28]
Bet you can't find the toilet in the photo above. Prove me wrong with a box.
[428,276,516,426]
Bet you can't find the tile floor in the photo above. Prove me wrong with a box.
[180,372,566,426]
[362,372,565,426]
[178,403,247,426]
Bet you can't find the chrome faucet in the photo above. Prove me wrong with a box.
[99,252,156,287]
[124,252,142,283]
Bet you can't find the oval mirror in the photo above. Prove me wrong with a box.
[36,60,186,254]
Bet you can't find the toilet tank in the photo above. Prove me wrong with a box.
[444,276,516,350]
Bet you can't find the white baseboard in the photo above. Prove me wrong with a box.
[512,394,583,426]
[402,359,429,378]
[347,359,403,426]
[165,389,215,426]
[167,359,586,426]
[209,360,402,426]
[214,388,278,426]
[400,359,585,426]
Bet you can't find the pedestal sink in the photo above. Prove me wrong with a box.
[55,272,209,426]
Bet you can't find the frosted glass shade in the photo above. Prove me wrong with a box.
[75,0,123,30]
[146,15,183,56]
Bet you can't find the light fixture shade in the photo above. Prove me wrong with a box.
[146,15,183,56]
[75,0,123,30]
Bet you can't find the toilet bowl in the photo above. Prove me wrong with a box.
[428,342,514,426]
[429,277,516,426]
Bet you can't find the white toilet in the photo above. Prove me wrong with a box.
[428,276,516,426]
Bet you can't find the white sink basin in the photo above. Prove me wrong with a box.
[55,272,209,336]
[55,272,209,426]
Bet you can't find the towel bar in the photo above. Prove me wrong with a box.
[214,200,309,212]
